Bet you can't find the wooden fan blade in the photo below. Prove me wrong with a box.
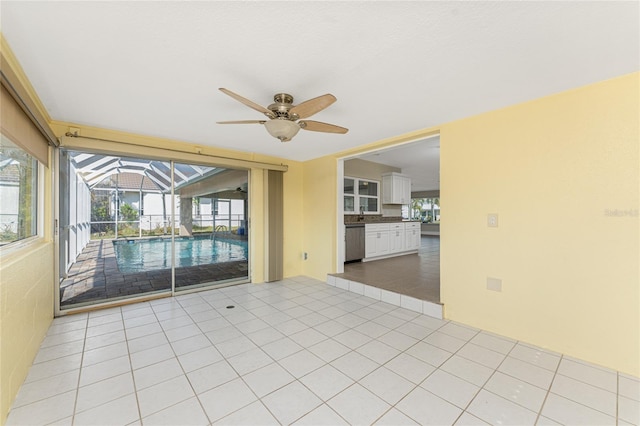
[217,120,266,124]
[219,88,274,117]
[299,120,348,134]
[289,94,337,119]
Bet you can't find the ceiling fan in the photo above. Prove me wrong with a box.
[217,88,349,142]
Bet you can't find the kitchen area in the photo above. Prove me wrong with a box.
[335,136,441,304]
[344,171,421,263]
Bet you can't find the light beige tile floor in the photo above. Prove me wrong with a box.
[7,276,639,425]
[336,236,440,303]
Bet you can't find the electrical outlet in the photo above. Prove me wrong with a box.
[487,277,502,292]
[487,214,499,228]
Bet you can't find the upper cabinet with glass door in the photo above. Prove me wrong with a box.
[344,176,380,214]
[344,177,355,213]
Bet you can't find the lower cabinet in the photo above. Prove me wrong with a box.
[365,224,389,258]
[365,222,420,260]
[405,222,421,251]
[389,223,404,252]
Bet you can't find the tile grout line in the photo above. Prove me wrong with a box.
[616,371,619,426]
[363,317,458,425]
[222,285,352,424]
[181,293,236,425]
[127,301,151,425]
[173,293,227,425]
[220,285,413,424]
[69,313,90,426]
[435,327,484,425]
[535,352,565,425]
[201,288,321,423]
[474,339,540,422]
[201,293,282,425]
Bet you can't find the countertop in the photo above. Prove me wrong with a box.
[344,215,421,225]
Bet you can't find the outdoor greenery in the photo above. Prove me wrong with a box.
[90,198,149,239]
[411,197,440,223]
[0,145,37,244]
[0,223,18,244]
[90,225,175,240]
[120,203,139,221]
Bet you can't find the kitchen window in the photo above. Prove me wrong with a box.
[406,197,440,222]
[344,177,379,214]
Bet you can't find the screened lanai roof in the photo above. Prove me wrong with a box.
[70,152,217,192]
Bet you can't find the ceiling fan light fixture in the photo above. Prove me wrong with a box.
[264,119,300,142]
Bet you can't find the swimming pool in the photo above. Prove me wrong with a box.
[113,236,248,273]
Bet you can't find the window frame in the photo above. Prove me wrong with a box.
[408,197,441,223]
[0,157,45,255]
[344,176,380,214]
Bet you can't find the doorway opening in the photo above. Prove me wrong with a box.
[334,135,440,304]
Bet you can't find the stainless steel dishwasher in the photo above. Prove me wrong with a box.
[345,223,365,262]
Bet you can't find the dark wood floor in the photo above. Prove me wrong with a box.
[335,235,440,303]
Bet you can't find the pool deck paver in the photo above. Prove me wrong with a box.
[60,238,248,308]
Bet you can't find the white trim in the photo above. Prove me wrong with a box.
[343,175,381,215]
[54,148,61,316]
[0,159,45,257]
[326,275,444,319]
[362,249,419,262]
[170,161,176,294]
[0,234,43,256]
[336,160,345,273]
[38,161,45,238]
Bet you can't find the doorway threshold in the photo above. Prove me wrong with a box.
[327,273,443,319]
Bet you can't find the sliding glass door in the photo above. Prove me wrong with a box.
[58,150,249,311]
[173,164,249,292]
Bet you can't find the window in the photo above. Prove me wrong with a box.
[344,177,379,214]
[408,197,440,223]
[0,136,38,246]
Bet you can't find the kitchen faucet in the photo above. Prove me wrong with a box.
[358,206,365,221]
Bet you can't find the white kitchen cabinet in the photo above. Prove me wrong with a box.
[382,173,411,205]
[389,223,405,253]
[405,222,421,250]
[365,223,389,258]
[344,176,380,214]
[364,222,421,261]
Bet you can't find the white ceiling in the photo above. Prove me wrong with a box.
[1,1,638,164]
[357,136,440,192]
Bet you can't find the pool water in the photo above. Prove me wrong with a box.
[113,236,248,273]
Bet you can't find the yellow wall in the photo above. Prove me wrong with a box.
[0,177,55,424]
[282,161,304,278]
[439,73,639,375]
[301,73,639,375]
[302,156,337,279]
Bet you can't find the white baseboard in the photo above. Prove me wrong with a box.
[362,250,418,262]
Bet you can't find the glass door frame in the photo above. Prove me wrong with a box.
[54,149,251,316]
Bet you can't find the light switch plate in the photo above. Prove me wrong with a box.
[487,277,502,292]
[487,214,499,228]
